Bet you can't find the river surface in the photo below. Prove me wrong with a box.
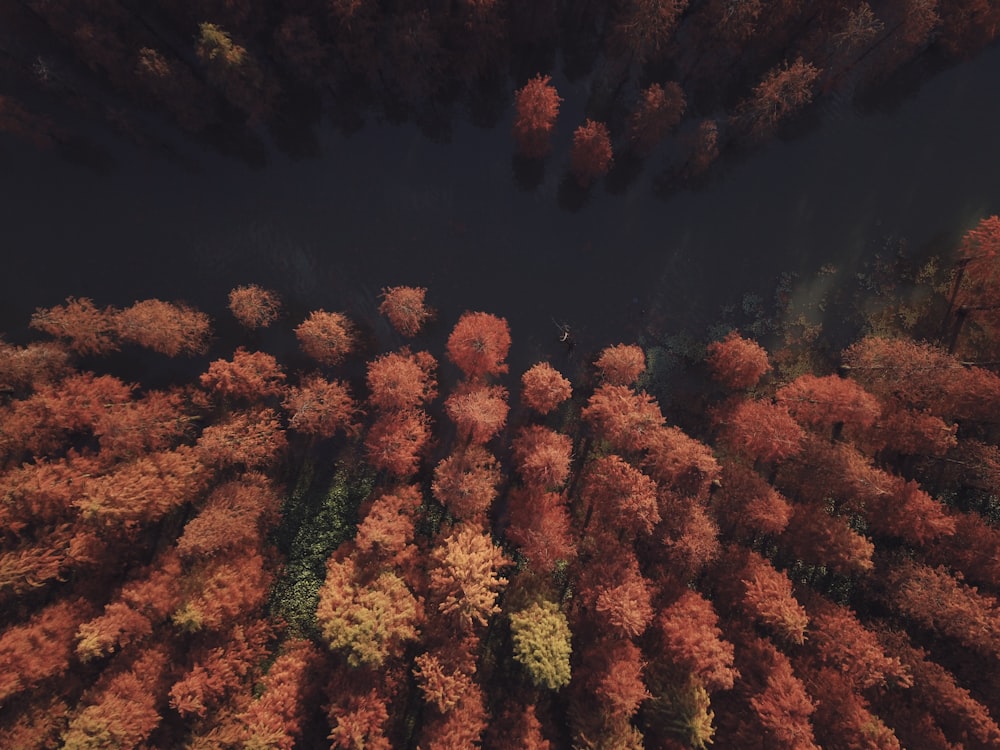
[1,44,999,376]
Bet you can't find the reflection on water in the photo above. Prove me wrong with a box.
[0,44,998,377]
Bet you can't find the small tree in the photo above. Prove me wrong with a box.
[509,600,572,690]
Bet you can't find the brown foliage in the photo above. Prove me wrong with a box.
[0,340,71,392]
[520,362,572,415]
[366,349,437,411]
[78,447,209,524]
[594,555,655,638]
[228,284,281,329]
[283,375,360,438]
[642,425,720,500]
[505,487,576,573]
[29,297,120,355]
[365,409,432,477]
[717,399,805,464]
[196,408,287,469]
[610,0,688,62]
[582,454,660,537]
[379,286,432,337]
[657,591,738,691]
[354,484,423,560]
[879,629,1000,749]
[0,598,92,704]
[705,330,771,389]
[629,82,686,154]
[780,502,875,575]
[238,640,321,749]
[595,343,645,386]
[169,621,271,718]
[805,597,911,691]
[713,461,793,537]
[295,310,356,366]
[174,550,272,633]
[513,74,562,158]
[737,57,821,140]
[200,347,286,401]
[582,384,664,453]
[735,634,819,750]
[328,688,392,750]
[116,298,211,356]
[569,119,613,187]
[176,475,280,559]
[882,558,1000,659]
[445,311,511,380]
[444,384,509,444]
[739,551,808,645]
[775,373,880,434]
[511,424,573,489]
[429,525,510,630]
[432,445,502,523]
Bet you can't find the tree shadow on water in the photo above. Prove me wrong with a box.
[557,174,589,212]
[605,149,645,195]
[511,153,545,191]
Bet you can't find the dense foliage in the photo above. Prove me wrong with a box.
[2,215,1000,750]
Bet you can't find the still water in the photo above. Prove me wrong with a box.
[1,44,998,373]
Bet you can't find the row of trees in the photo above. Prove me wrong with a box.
[2,218,1000,747]
[2,1,998,181]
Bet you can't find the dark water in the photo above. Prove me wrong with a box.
[1,44,999,374]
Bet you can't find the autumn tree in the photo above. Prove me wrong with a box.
[196,22,274,120]
[432,445,502,523]
[776,373,880,436]
[736,58,821,141]
[712,461,793,537]
[705,331,771,389]
[295,310,356,366]
[0,598,93,704]
[176,475,280,559]
[29,297,120,355]
[739,551,808,645]
[116,298,211,356]
[365,409,432,477]
[629,82,686,155]
[513,74,562,158]
[595,343,646,386]
[444,384,509,444]
[582,384,664,454]
[379,285,432,337]
[228,284,281,329]
[511,424,573,489]
[282,375,360,438]
[354,484,423,562]
[505,487,576,573]
[366,349,437,411]
[642,424,721,500]
[716,399,805,464]
[195,409,287,470]
[429,525,510,630]
[728,634,820,750]
[609,0,689,63]
[881,557,1000,660]
[316,557,423,667]
[685,118,720,176]
[520,362,572,414]
[238,640,321,749]
[779,503,875,576]
[656,591,738,691]
[200,347,286,401]
[169,621,271,718]
[593,554,656,638]
[569,119,613,187]
[582,454,660,536]
[446,311,511,380]
[510,600,572,690]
